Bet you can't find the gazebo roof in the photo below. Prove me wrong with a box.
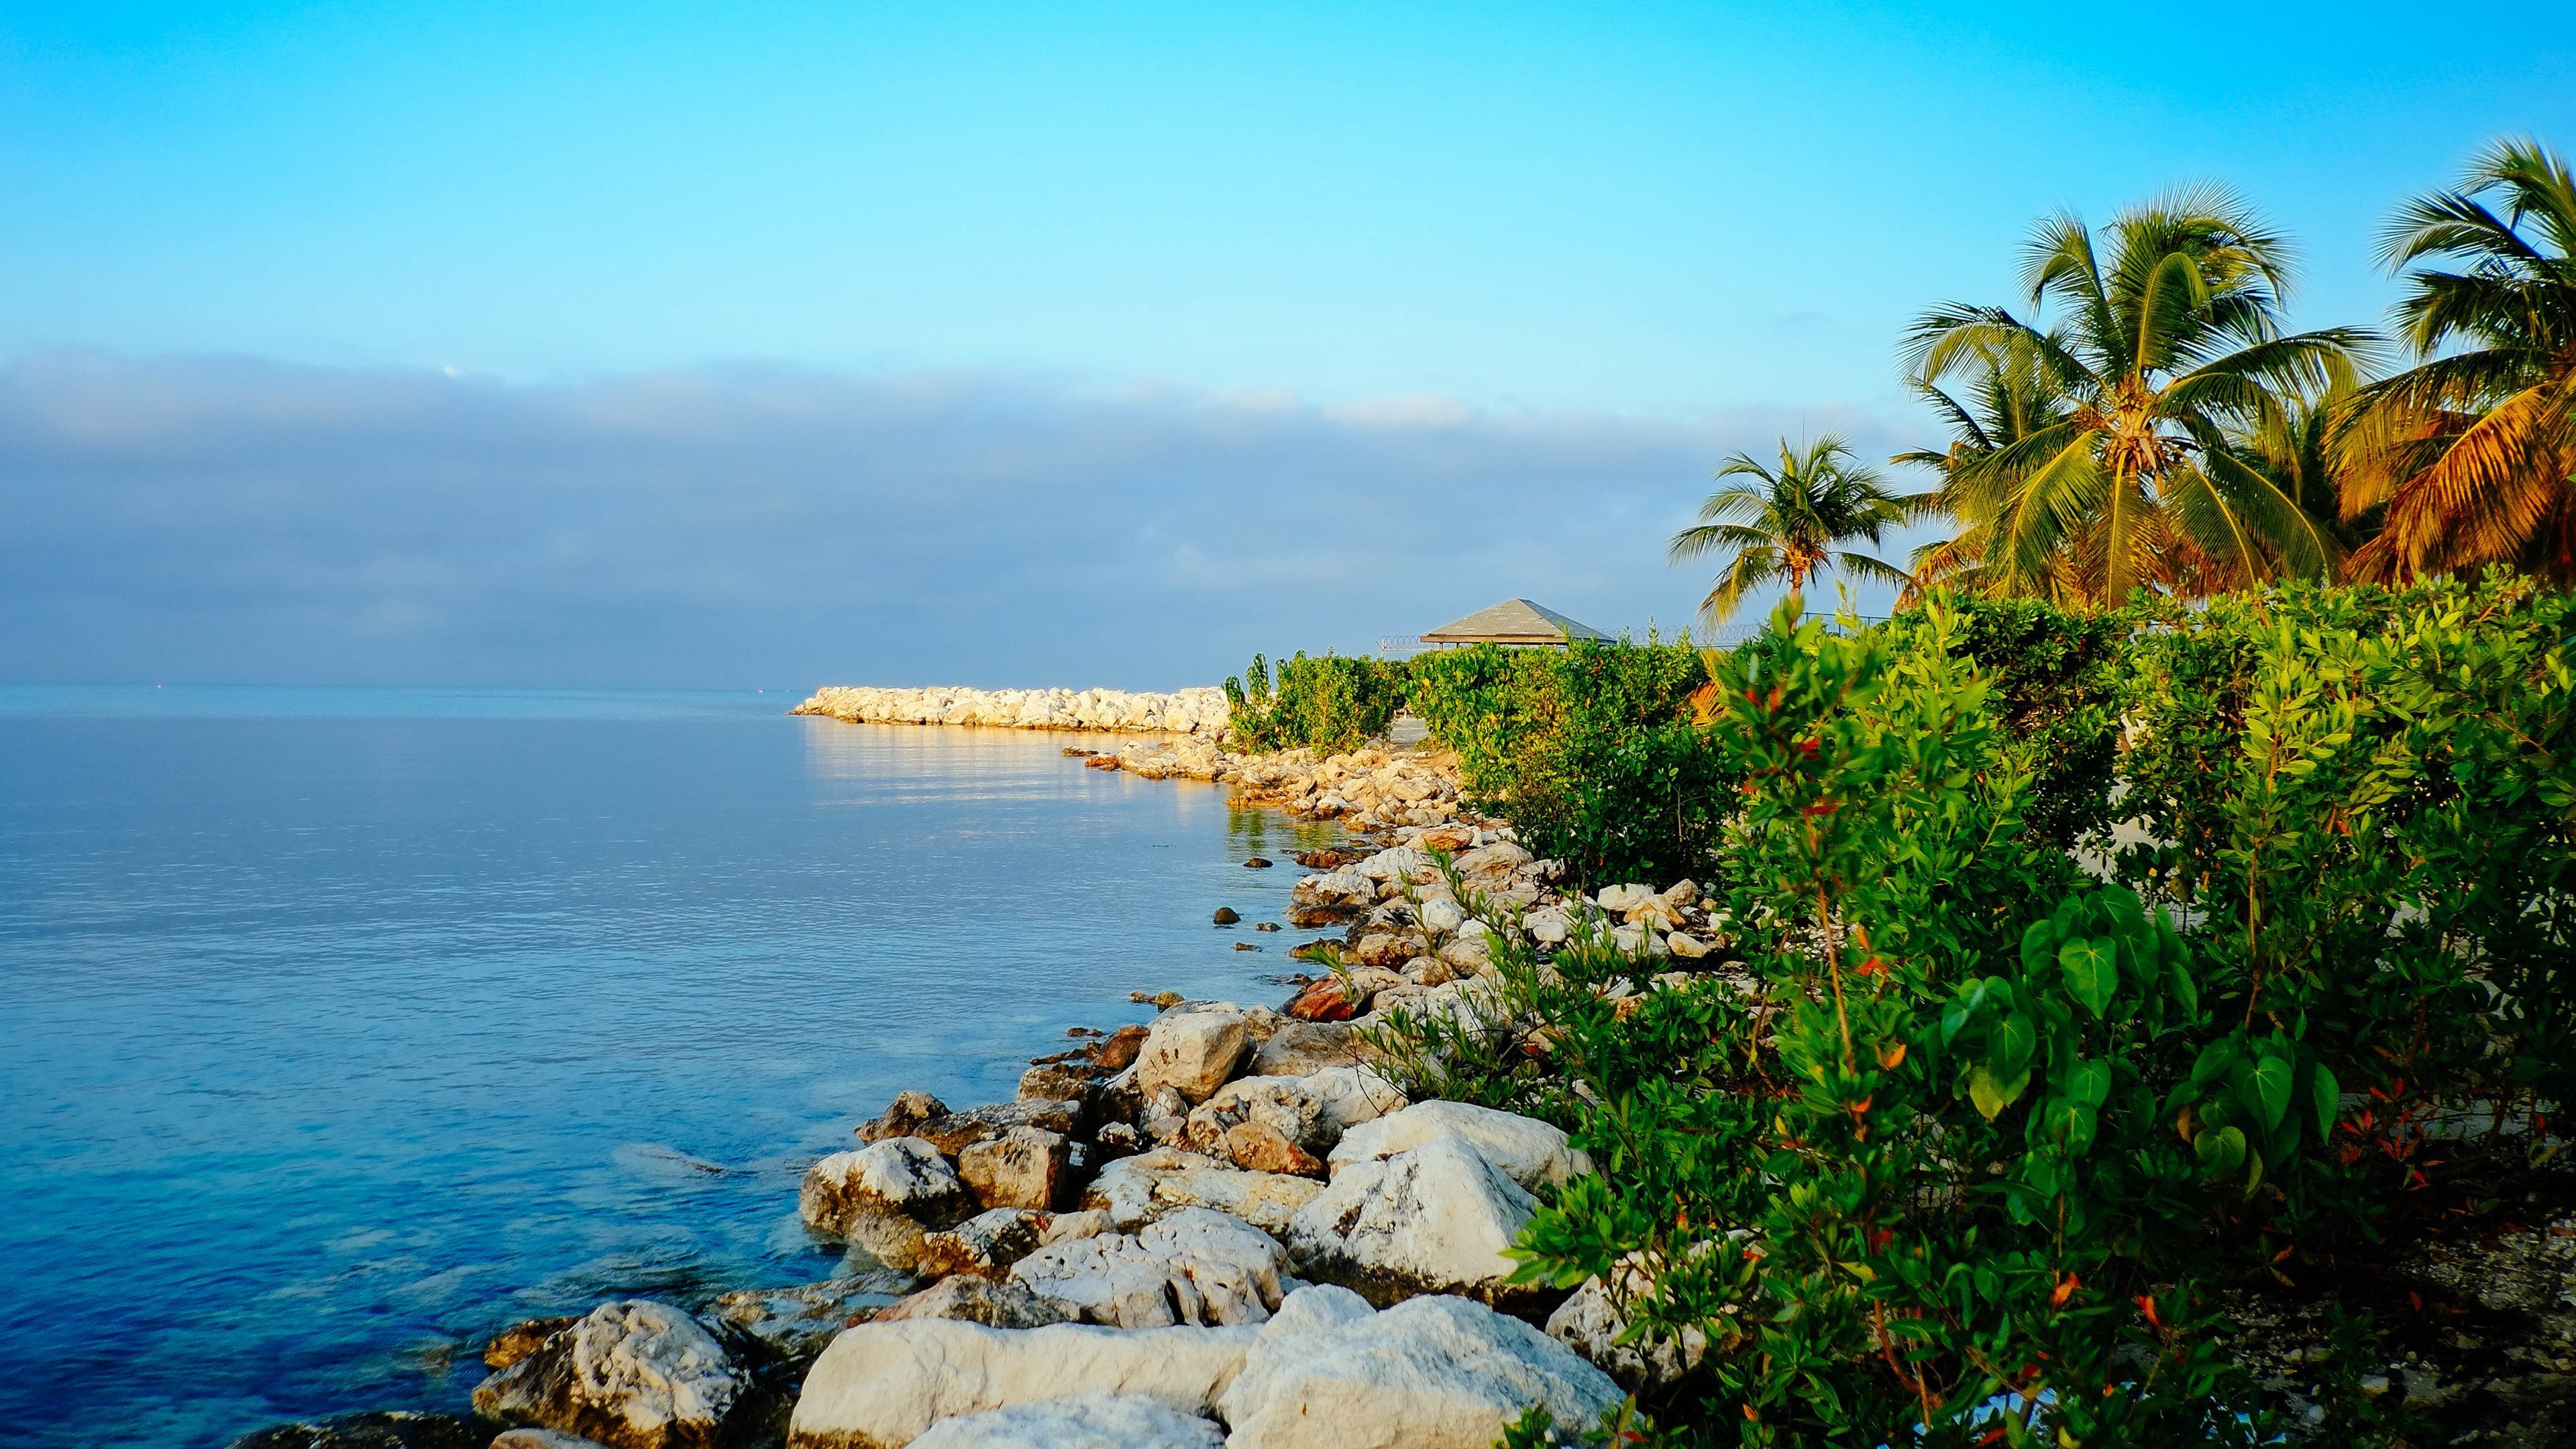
[1421,598,1611,646]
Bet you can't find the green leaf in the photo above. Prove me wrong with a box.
[2247,1055,2295,1134]
[2065,1057,2111,1108]
[2165,944,2200,1019]
[1987,1011,2037,1083]
[2312,1062,2340,1140]
[2059,936,2118,1016]
[2194,1124,2246,1180]
[2043,1097,2099,1155]
[1969,1063,2031,1120]
[2020,918,2057,975]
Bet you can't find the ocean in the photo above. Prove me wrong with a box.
[0,686,1330,1448]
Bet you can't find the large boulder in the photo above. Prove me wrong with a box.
[1328,1100,1592,1191]
[1008,1208,1289,1328]
[906,1393,1223,1449]
[1285,1136,1538,1305]
[957,1128,1069,1212]
[802,1139,969,1236]
[471,1300,746,1449]
[786,1318,1255,1449]
[1082,1148,1326,1234]
[708,1269,916,1362]
[1219,1286,1622,1449]
[1135,1012,1248,1105]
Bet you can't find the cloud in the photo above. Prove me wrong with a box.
[0,351,1911,689]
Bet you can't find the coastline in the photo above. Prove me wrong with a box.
[237,696,1721,1449]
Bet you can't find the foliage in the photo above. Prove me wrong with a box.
[1879,593,2131,847]
[1669,435,1931,626]
[1367,582,2573,1448]
[1221,650,1411,754]
[1408,639,1725,886]
[1903,187,2369,605]
[2333,137,2576,584]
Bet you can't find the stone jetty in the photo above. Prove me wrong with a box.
[792,685,1228,737]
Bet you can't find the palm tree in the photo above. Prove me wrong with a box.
[1669,435,1928,625]
[1894,350,2072,602]
[1902,188,2369,606]
[2333,137,2576,584]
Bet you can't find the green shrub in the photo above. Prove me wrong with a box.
[1409,639,1721,886]
[1367,581,2575,1448]
[1222,651,1411,754]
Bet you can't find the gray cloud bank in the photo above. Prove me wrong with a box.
[0,352,1902,690]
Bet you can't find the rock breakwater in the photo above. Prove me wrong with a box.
[792,686,1228,737]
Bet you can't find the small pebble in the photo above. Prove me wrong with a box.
[1234,942,1259,951]
[1243,857,1273,868]
[1254,921,1281,932]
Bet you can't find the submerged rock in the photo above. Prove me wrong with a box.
[471,1299,746,1449]
[486,1316,580,1369]
[1219,1286,1623,1449]
[708,1269,917,1362]
[227,1412,486,1449]
[786,1318,1256,1449]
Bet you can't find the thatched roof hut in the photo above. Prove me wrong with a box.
[1419,598,1610,649]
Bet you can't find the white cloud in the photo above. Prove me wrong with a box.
[0,351,1914,688]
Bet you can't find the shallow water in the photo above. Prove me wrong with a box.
[0,687,1334,1448]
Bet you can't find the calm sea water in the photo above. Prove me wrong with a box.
[0,687,1334,1448]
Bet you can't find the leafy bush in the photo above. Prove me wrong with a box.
[1222,651,1411,754]
[1409,640,1723,886]
[1371,582,2574,1448]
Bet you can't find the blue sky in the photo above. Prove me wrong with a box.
[2,3,2572,687]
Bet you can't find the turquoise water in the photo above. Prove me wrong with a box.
[0,688,1328,1448]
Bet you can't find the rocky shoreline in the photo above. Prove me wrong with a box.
[235,719,1703,1449]
[231,712,2576,1449]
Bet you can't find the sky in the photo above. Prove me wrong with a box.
[2,1,2572,689]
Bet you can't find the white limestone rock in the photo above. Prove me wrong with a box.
[785,1318,1254,1449]
[1218,1286,1624,1449]
[1285,1136,1538,1304]
[906,1392,1224,1449]
[1136,1012,1250,1106]
[1008,1207,1289,1328]
[1082,1148,1326,1234]
[1303,1066,1407,1140]
[1545,1269,1711,1389]
[802,1138,968,1235]
[1593,883,1656,912]
[1327,1100,1593,1191]
[471,1299,745,1449]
